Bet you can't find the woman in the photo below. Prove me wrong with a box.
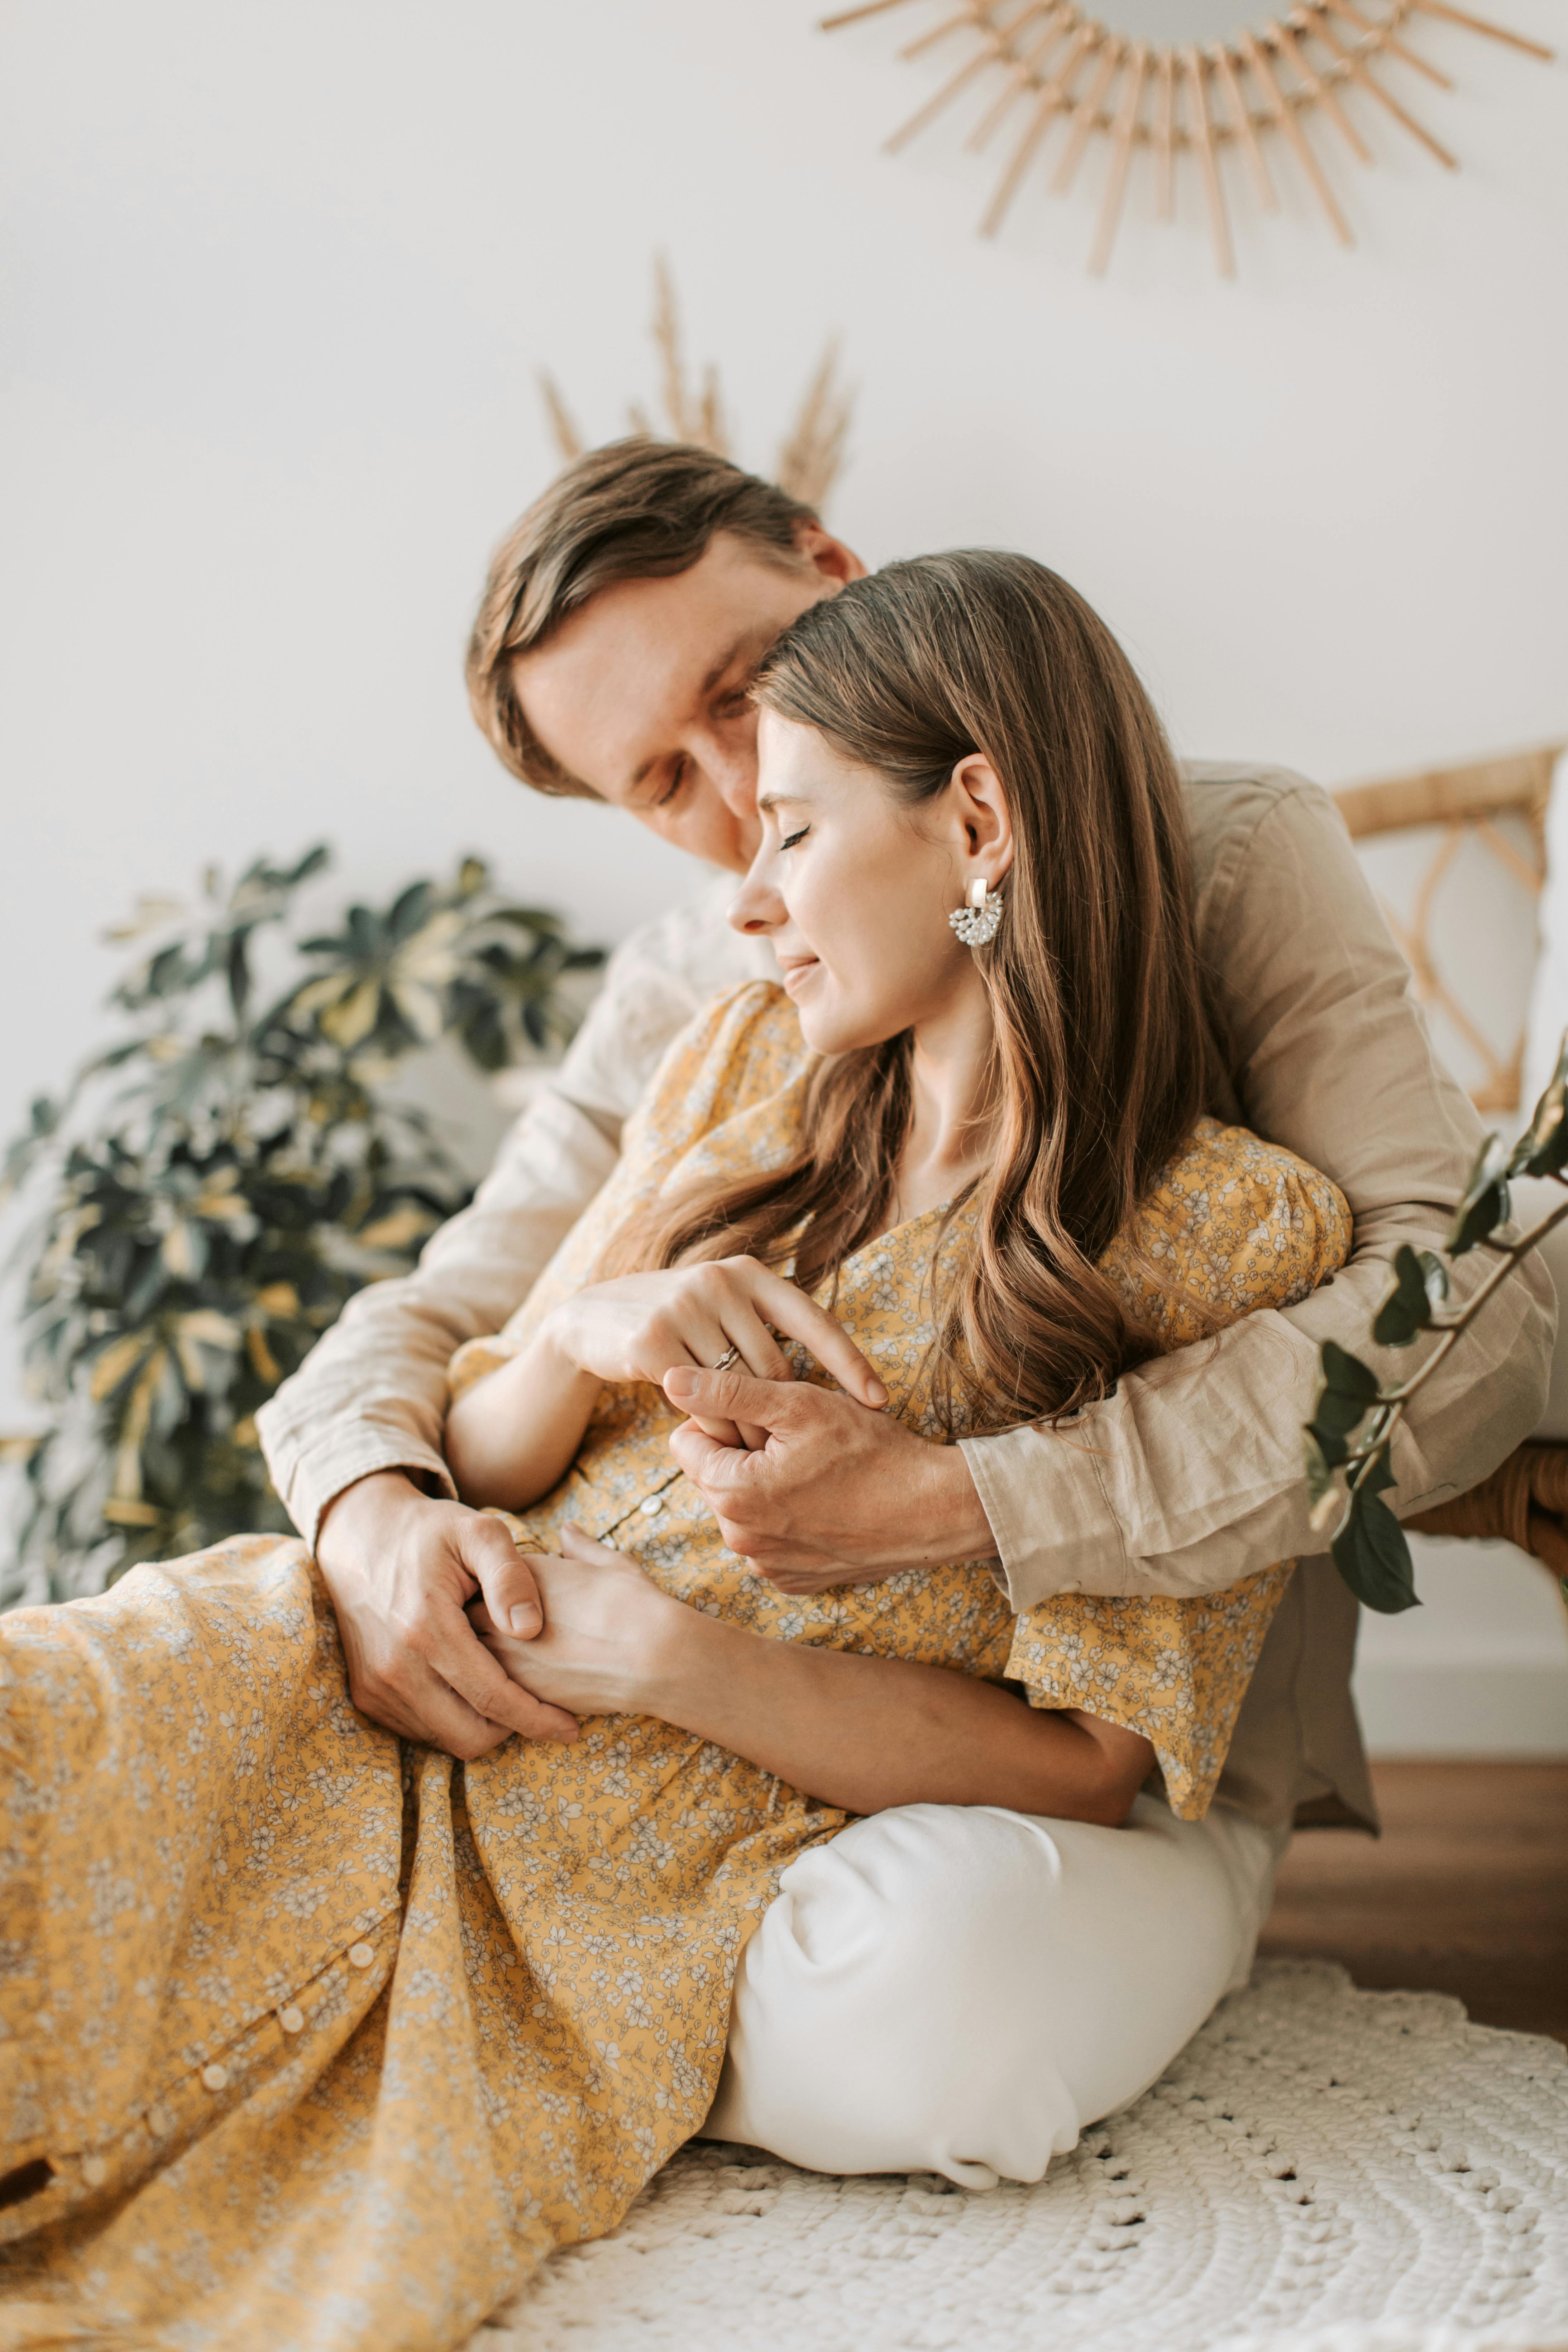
[0,554,1346,2351]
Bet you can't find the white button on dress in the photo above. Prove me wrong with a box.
[201,2064,228,2092]
[639,1496,664,1518]
[82,2156,108,2187]
[278,2006,305,2035]
[348,1942,375,1970]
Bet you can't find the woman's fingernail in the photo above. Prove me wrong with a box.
[665,1367,698,1398]
[509,1603,541,1636]
[867,1380,888,1406]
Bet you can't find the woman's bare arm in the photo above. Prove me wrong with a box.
[474,1530,1154,1826]
[445,1334,601,1511]
[649,1617,1153,1823]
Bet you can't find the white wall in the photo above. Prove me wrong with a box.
[3,0,1565,1744]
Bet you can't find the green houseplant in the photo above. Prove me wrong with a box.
[1305,1032,1568,1613]
[1,847,602,1606]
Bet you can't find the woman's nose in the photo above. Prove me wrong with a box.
[727,855,785,936]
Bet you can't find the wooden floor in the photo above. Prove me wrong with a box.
[1258,1760,1568,2047]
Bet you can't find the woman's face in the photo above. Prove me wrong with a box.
[729,711,1001,1056]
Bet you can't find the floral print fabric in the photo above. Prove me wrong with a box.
[453,981,1351,1820]
[0,981,1348,2352]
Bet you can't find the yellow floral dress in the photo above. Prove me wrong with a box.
[0,981,1347,2352]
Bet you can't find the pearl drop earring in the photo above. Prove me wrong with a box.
[948,876,1003,948]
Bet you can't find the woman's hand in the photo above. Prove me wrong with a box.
[472,1524,1152,1826]
[446,1259,887,1513]
[474,1521,1154,1823]
[541,1256,887,1448]
[468,1522,684,1718]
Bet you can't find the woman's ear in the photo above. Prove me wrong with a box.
[950,754,1014,889]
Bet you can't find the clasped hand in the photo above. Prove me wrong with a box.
[318,1258,995,1760]
[539,1259,990,1594]
[466,1522,678,1718]
[540,1254,888,1447]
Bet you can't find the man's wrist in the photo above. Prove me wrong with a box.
[315,1468,429,1569]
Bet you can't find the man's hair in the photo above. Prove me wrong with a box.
[465,439,820,798]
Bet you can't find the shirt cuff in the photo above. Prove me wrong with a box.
[281,1434,458,1554]
[956,1420,1127,1612]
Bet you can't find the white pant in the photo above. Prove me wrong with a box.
[704,1794,1283,2190]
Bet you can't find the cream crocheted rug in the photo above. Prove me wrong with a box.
[476,1961,1568,2352]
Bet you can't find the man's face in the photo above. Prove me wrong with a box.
[510,527,865,873]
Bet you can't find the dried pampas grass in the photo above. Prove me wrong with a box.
[538,256,853,512]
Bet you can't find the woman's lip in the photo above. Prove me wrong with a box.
[779,959,819,994]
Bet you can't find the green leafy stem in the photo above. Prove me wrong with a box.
[1305,1034,1568,1615]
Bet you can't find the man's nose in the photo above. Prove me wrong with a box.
[716,762,759,822]
[695,718,760,821]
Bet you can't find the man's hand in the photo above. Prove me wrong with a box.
[663,1367,998,1593]
[313,1470,580,1758]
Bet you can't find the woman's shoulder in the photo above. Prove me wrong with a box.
[1156,1115,1350,1219]
[1102,1116,1352,1346]
[631,979,811,1159]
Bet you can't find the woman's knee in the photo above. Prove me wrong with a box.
[706,1796,1275,2187]
[707,1804,1083,2185]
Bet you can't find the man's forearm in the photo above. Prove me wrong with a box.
[645,1611,1145,1822]
[964,1214,1554,1612]
[961,774,1558,1614]
[256,897,752,1552]
[257,1083,620,1548]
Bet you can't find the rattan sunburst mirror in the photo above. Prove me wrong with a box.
[822,0,1553,276]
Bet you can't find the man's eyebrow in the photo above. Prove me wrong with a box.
[699,628,770,698]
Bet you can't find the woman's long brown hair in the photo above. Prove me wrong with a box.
[616,550,1220,1426]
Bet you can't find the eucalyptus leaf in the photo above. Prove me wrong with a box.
[1303,1425,1341,1504]
[1448,1132,1511,1256]
[1330,1452,1419,1614]
[1509,1030,1568,1179]
[1372,1247,1428,1347]
[1311,1339,1382,1441]
[1371,1244,1450,1347]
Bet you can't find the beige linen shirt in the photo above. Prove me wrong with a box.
[258,765,1555,1832]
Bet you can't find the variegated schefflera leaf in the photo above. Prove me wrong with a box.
[1,848,603,1605]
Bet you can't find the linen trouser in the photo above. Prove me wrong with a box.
[704,1793,1285,2190]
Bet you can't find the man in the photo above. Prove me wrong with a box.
[259,436,1550,1809]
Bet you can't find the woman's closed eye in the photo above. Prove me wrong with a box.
[780,826,809,851]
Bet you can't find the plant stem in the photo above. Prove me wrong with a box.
[1340,1181,1568,1508]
